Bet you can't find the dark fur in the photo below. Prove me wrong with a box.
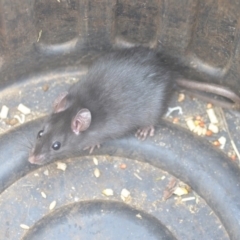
[31,47,179,164]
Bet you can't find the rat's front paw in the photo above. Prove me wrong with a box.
[135,125,155,140]
[84,144,101,154]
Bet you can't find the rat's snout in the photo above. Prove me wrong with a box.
[28,153,45,165]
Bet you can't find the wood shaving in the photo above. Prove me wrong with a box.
[136,214,142,219]
[14,114,25,124]
[20,224,30,230]
[208,123,219,133]
[121,188,131,202]
[102,189,114,196]
[37,29,42,42]
[181,197,195,202]
[0,105,9,119]
[41,191,47,198]
[93,157,98,165]
[17,104,31,115]
[121,188,130,198]
[193,125,204,136]
[218,136,226,149]
[49,200,57,210]
[173,187,188,196]
[56,162,67,171]
[134,173,142,180]
[207,108,218,124]
[201,127,207,136]
[94,168,100,178]
[186,118,195,131]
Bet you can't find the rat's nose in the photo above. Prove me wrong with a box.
[28,154,44,165]
[28,155,36,164]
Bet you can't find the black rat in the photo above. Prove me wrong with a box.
[28,47,240,165]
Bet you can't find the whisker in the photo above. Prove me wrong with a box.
[14,129,35,153]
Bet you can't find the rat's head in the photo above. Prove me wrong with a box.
[28,92,92,165]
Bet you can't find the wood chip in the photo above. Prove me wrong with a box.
[178,93,185,102]
[94,168,100,178]
[56,162,67,171]
[208,123,219,133]
[201,127,207,136]
[102,189,114,196]
[136,214,142,219]
[41,191,47,198]
[218,136,226,149]
[134,173,142,180]
[0,105,9,119]
[186,118,195,131]
[193,125,204,136]
[49,200,57,210]
[181,197,195,202]
[17,104,31,115]
[173,187,188,196]
[121,188,130,198]
[93,157,98,165]
[207,108,218,124]
[43,170,49,176]
[121,188,131,202]
[20,224,30,230]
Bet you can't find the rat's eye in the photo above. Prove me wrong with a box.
[52,141,61,150]
[37,130,44,138]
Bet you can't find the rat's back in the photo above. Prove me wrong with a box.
[69,47,174,137]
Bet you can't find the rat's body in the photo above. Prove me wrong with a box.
[29,47,240,165]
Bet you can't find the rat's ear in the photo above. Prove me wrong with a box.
[53,92,68,113]
[71,108,91,135]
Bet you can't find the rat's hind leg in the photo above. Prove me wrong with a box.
[135,125,155,140]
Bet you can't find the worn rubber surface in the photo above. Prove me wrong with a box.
[0,119,240,239]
